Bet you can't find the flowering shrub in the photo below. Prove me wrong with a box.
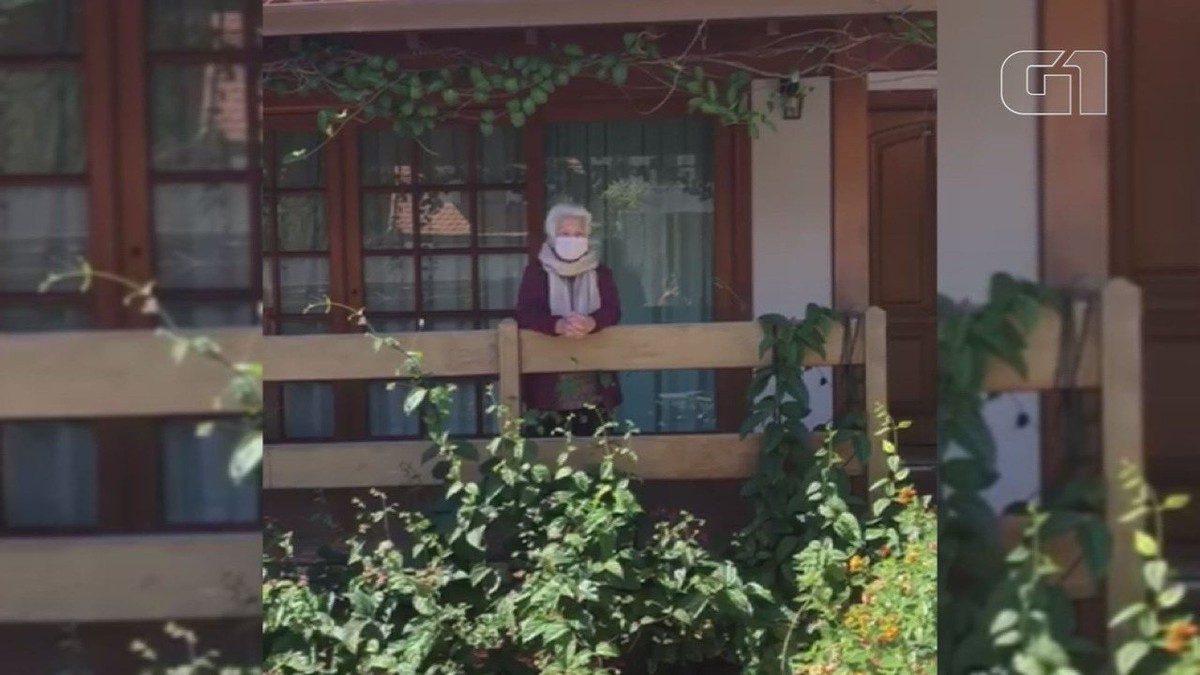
[791,492,937,674]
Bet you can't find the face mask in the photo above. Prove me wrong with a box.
[553,236,589,261]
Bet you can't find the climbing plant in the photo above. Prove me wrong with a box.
[730,304,872,595]
[263,14,935,146]
[936,272,1200,674]
[40,261,264,480]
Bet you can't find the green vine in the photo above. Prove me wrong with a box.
[264,15,935,147]
[730,304,871,595]
[40,261,264,481]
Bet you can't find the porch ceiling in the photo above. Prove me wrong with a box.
[263,0,936,36]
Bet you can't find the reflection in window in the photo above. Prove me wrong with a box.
[0,69,84,173]
[151,64,248,170]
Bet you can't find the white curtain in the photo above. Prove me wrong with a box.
[545,117,717,433]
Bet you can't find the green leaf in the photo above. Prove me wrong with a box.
[602,559,624,579]
[1107,602,1146,628]
[228,432,262,482]
[404,387,427,414]
[1133,530,1159,558]
[991,609,1019,635]
[611,62,628,86]
[1114,641,1149,675]
[466,525,486,550]
[1142,560,1167,592]
[1162,493,1190,511]
[510,111,526,128]
[1157,583,1186,608]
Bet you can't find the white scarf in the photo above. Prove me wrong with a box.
[538,241,600,317]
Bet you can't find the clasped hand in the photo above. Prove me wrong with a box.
[555,312,596,338]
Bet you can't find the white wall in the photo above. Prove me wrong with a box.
[938,0,1041,509]
[750,77,835,426]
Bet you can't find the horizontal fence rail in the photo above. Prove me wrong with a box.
[979,280,1143,636]
[0,328,261,419]
[0,533,260,623]
[264,309,891,489]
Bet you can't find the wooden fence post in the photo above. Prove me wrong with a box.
[497,318,522,420]
[863,306,889,489]
[1100,278,1144,644]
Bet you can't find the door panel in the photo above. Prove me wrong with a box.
[868,109,937,460]
[1112,0,1200,574]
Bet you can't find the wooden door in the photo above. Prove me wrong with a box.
[1111,0,1200,578]
[868,103,938,469]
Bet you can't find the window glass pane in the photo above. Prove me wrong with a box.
[0,69,83,173]
[0,305,88,332]
[275,131,324,189]
[151,64,248,170]
[0,0,79,55]
[418,191,470,249]
[368,381,420,437]
[162,419,258,525]
[545,117,716,433]
[363,256,415,312]
[0,186,87,291]
[276,321,335,439]
[282,383,335,439]
[278,257,328,313]
[165,301,257,328]
[148,0,244,52]
[421,254,472,311]
[362,192,413,250]
[276,195,327,252]
[478,189,527,248]
[154,183,250,288]
[359,129,412,187]
[418,127,468,184]
[2,422,96,527]
[479,253,524,310]
[480,126,524,183]
[263,259,275,312]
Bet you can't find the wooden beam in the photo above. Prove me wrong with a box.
[980,304,1101,393]
[831,61,870,310]
[263,320,867,383]
[0,533,259,623]
[497,318,521,416]
[863,306,889,488]
[263,432,863,489]
[1039,0,1111,288]
[0,329,261,419]
[1100,279,1145,643]
[264,0,936,36]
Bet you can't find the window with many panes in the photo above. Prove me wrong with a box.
[0,0,259,533]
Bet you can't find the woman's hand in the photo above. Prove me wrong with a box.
[556,313,594,338]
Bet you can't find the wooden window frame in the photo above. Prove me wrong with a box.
[0,0,261,536]
[264,88,753,440]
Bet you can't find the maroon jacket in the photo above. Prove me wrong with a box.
[514,262,622,413]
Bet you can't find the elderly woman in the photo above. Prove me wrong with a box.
[515,203,622,436]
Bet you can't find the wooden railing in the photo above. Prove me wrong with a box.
[262,308,891,490]
[984,279,1144,643]
[0,328,262,623]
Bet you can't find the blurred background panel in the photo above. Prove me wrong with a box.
[0,1,260,672]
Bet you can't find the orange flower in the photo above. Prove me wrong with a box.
[1164,620,1198,654]
[848,555,868,573]
[881,625,900,643]
[897,486,917,506]
[904,549,920,565]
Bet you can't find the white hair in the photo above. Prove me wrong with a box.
[544,203,592,239]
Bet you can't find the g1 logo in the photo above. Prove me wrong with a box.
[1000,50,1107,116]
